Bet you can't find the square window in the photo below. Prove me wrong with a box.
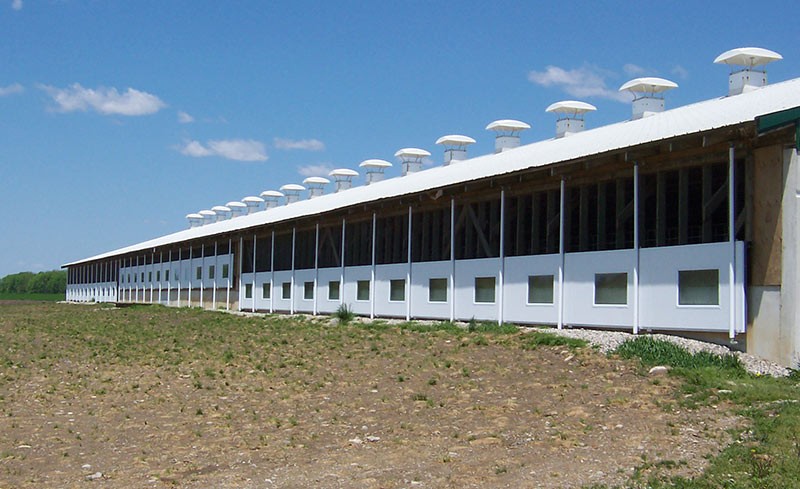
[282,282,292,300]
[390,279,405,302]
[244,283,253,299]
[474,277,496,303]
[528,275,554,304]
[222,264,229,279]
[357,280,370,301]
[595,273,628,305]
[429,278,448,302]
[208,265,215,280]
[262,282,271,299]
[196,267,202,280]
[328,280,340,301]
[679,269,719,305]
[304,281,314,300]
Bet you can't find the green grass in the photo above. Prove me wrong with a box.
[0,292,64,301]
[590,337,800,488]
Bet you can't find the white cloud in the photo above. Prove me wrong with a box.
[671,65,689,80]
[0,83,23,96]
[274,137,325,151]
[179,139,268,162]
[623,63,651,76]
[528,64,630,102]
[39,83,166,116]
[297,163,334,177]
[177,111,194,123]
[11,0,22,11]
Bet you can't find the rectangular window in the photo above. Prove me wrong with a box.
[140,272,144,282]
[678,269,719,306]
[165,269,170,282]
[390,279,405,302]
[527,275,554,304]
[196,267,202,280]
[429,278,448,302]
[148,271,152,282]
[156,270,161,282]
[127,273,131,283]
[357,280,370,301]
[208,265,215,280]
[262,282,271,299]
[328,280,340,301]
[282,282,291,300]
[595,272,628,305]
[474,277,496,303]
[222,263,229,279]
[304,281,314,300]
[244,283,253,299]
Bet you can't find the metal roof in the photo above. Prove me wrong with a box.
[64,77,800,267]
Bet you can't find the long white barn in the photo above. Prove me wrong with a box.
[64,50,800,367]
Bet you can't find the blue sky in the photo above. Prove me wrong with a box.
[1,0,798,278]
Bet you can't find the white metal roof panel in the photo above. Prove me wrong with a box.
[64,77,800,267]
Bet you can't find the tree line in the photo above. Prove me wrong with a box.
[0,270,67,294]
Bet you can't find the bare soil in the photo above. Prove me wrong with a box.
[0,303,742,488]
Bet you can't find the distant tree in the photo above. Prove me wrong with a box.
[0,270,66,294]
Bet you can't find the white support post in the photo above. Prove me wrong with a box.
[290,227,296,315]
[158,251,163,305]
[450,197,456,322]
[252,234,257,313]
[498,189,505,325]
[212,241,218,310]
[226,238,232,311]
[167,250,172,306]
[270,231,275,313]
[558,177,566,330]
[633,163,640,335]
[187,247,192,307]
[370,212,376,320]
[728,144,736,340]
[177,249,182,307]
[150,253,154,304]
[237,236,243,311]
[199,244,205,309]
[136,255,140,303]
[340,218,346,306]
[406,205,412,321]
[314,223,320,316]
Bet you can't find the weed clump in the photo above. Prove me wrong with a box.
[614,336,744,372]
[333,304,355,324]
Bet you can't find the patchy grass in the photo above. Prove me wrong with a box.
[0,293,64,301]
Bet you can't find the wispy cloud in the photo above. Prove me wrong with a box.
[528,64,630,102]
[177,111,194,123]
[0,83,23,96]
[671,65,689,80]
[274,137,325,151]
[623,63,651,77]
[39,83,166,116]
[11,0,22,11]
[297,163,334,177]
[179,139,268,162]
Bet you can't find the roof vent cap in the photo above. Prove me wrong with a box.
[198,209,217,225]
[225,201,248,218]
[394,148,431,176]
[435,135,476,165]
[359,159,393,185]
[279,184,305,204]
[485,120,530,152]
[546,101,597,138]
[241,196,265,213]
[303,176,330,198]
[259,190,284,209]
[329,168,360,192]
[619,77,678,120]
[211,205,232,221]
[714,47,782,95]
[186,213,204,228]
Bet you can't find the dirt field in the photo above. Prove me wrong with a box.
[0,302,741,488]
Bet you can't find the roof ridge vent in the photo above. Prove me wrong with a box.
[186,213,204,228]
[485,120,530,152]
[259,190,284,209]
[198,209,217,225]
[303,176,330,198]
[211,205,232,221]
[329,168,359,192]
[394,148,431,176]
[619,77,678,120]
[359,159,392,185]
[545,101,597,138]
[435,135,476,165]
[226,201,248,218]
[279,184,305,204]
[242,196,265,213]
[714,47,782,96]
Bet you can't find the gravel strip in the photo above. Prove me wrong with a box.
[529,327,791,378]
